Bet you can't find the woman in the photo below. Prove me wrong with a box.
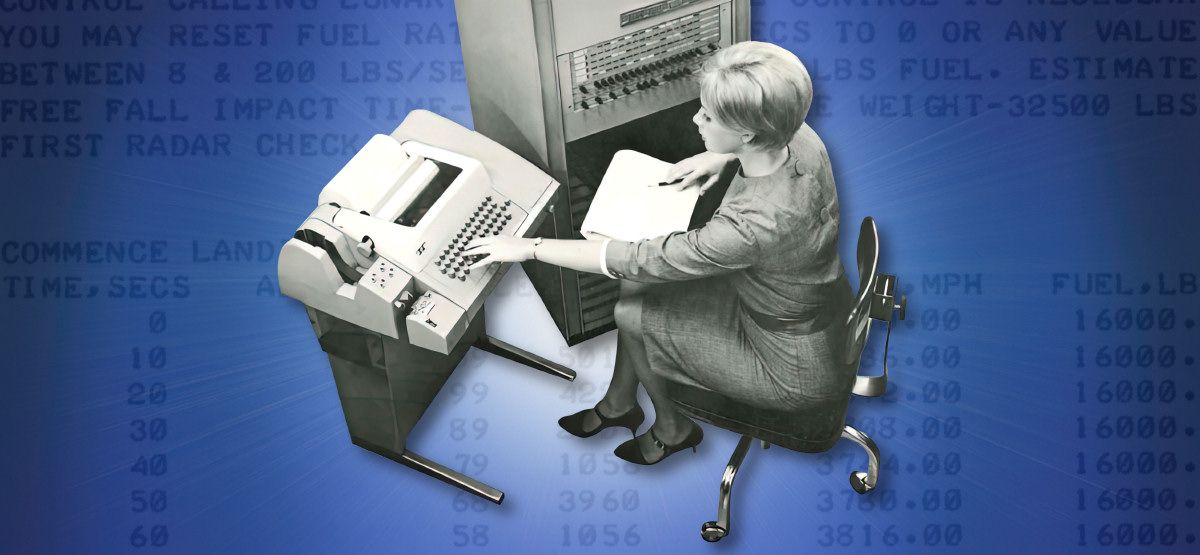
[464,41,852,465]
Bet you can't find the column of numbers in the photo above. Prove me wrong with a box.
[128,310,169,549]
[445,359,492,548]
[555,342,643,549]
[821,279,967,547]
[1073,301,1196,549]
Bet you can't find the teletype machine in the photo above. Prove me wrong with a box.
[456,0,751,344]
[278,110,577,503]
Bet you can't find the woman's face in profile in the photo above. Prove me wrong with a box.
[693,103,746,154]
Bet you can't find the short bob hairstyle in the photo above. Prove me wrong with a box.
[698,41,813,151]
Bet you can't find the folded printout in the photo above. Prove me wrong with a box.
[580,150,701,242]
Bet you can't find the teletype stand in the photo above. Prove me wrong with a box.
[308,305,574,504]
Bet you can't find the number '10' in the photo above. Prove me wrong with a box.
[132,347,166,369]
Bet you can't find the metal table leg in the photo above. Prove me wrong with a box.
[353,438,505,504]
[474,334,577,381]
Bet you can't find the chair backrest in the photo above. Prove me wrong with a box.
[842,217,879,369]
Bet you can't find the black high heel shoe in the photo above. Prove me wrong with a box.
[558,404,645,438]
[613,421,703,465]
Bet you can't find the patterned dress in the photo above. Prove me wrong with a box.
[604,125,853,412]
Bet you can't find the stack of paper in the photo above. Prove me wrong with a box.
[580,150,701,242]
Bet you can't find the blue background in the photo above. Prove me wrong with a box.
[2,1,1198,553]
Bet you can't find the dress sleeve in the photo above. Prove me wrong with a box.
[603,195,787,283]
[597,239,618,279]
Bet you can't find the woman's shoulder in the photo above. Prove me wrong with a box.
[746,126,832,203]
[739,126,837,234]
[787,124,832,179]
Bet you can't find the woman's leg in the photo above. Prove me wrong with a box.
[595,280,650,416]
[607,282,695,443]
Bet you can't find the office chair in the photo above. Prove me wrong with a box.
[664,216,906,542]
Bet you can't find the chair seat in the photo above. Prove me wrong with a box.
[667,382,849,453]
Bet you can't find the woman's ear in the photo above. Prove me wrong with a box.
[740,133,755,144]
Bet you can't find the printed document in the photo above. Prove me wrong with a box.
[580,150,701,242]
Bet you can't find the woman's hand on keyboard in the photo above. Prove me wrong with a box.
[463,236,534,270]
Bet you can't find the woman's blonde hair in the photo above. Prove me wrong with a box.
[698,41,813,151]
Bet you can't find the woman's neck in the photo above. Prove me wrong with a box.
[736,145,789,178]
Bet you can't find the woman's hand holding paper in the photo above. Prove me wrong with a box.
[666,151,736,194]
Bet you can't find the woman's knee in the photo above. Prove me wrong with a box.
[613,293,644,335]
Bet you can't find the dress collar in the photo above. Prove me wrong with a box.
[738,144,798,181]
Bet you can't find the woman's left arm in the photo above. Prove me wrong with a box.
[463,236,609,275]
[603,195,788,283]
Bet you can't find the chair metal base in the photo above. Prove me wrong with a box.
[700,435,753,542]
[700,426,882,541]
[841,425,880,494]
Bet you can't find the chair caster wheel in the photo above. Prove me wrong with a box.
[701,521,727,542]
[849,471,875,494]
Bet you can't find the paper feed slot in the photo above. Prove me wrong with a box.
[319,134,426,215]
